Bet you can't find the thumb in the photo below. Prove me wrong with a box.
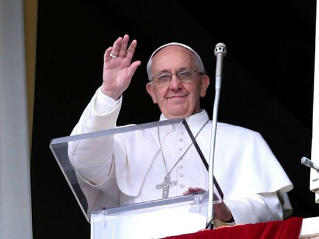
[126,60,141,78]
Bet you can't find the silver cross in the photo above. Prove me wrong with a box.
[156,175,177,199]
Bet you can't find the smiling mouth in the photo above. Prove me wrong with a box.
[167,95,186,99]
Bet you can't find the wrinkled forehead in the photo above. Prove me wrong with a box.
[152,45,194,70]
[146,42,206,80]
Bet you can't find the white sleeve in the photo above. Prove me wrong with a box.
[94,87,121,116]
[68,87,122,185]
[224,192,284,224]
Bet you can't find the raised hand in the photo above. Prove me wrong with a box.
[101,34,141,100]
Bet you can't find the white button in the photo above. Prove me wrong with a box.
[178,138,183,142]
[178,147,183,151]
[179,174,184,177]
[178,165,183,169]
[179,184,184,188]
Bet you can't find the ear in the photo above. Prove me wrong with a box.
[146,82,157,103]
[199,75,210,97]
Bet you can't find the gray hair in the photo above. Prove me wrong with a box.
[146,42,206,81]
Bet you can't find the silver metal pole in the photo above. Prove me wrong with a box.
[206,43,227,229]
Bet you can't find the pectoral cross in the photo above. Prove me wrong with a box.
[156,175,177,199]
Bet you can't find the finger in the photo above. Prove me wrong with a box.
[183,191,190,196]
[104,47,113,61]
[126,61,141,78]
[194,187,205,193]
[118,34,129,58]
[126,39,137,61]
[110,36,123,57]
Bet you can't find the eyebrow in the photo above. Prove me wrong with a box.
[156,70,170,75]
[156,67,191,75]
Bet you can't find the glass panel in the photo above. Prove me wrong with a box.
[49,118,223,223]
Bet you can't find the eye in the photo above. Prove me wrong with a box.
[177,70,191,79]
[157,74,171,81]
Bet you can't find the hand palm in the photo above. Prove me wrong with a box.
[103,57,133,92]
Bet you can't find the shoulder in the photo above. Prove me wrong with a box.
[216,122,264,143]
[217,122,259,134]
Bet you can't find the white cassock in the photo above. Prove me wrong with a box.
[68,88,293,225]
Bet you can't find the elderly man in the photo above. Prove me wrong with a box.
[68,34,293,225]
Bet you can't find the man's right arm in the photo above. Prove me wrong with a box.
[68,34,140,184]
[68,87,122,185]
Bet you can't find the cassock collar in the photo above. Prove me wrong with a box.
[159,109,210,133]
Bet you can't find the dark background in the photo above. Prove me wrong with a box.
[31,0,318,238]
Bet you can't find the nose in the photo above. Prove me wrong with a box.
[169,75,182,90]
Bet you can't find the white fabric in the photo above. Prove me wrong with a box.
[69,87,293,224]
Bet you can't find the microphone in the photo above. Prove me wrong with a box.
[301,157,319,172]
[214,43,227,90]
[206,42,227,229]
[215,42,227,56]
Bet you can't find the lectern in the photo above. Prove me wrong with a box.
[49,118,223,239]
[91,193,210,238]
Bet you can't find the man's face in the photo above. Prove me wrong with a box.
[146,46,210,119]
